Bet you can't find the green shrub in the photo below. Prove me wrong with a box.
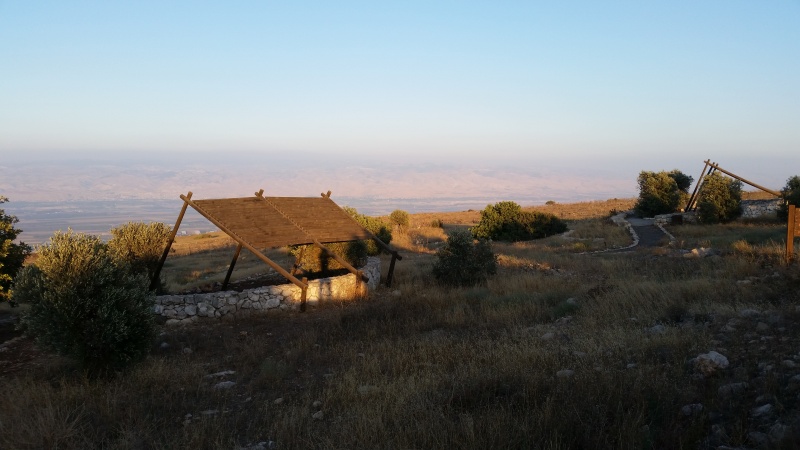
[14,230,156,374]
[471,201,567,242]
[389,209,410,230]
[433,230,497,287]
[697,173,742,224]
[1,196,32,305]
[289,240,368,275]
[777,176,800,221]
[634,170,693,217]
[342,206,392,255]
[107,221,171,289]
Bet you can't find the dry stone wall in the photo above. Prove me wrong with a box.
[154,257,380,325]
[740,199,781,218]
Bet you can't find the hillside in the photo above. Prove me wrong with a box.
[2,196,800,449]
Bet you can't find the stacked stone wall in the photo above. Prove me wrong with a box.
[154,257,380,325]
[740,199,781,218]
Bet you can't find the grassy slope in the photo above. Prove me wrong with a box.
[3,197,800,449]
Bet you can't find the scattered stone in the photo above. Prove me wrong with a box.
[391,290,402,297]
[357,353,365,358]
[312,400,323,409]
[204,370,236,379]
[751,404,773,418]
[200,409,219,416]
[565,298,578,307]
[718,382,748,397]
[573,351,588,358]
[160,342,170,349]
[756,322,770,332]
[540,332,555,341]
[694,351,729,376]
[183,347,193,355]
[626,363,637,369]
[312,410,324,420]
[556,369,574,379]
[648,325,666,335]
[782,360,797,369]
[214,381,236,390]
[273,398,284,405]
[681,403,704,416]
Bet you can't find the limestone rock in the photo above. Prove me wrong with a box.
[693,351,729,376]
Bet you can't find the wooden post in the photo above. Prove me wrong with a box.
[385,252,399,287]
[150,192,191,291]
[300,277,308,312]
[788,205,797,262]
[221,243,242,290]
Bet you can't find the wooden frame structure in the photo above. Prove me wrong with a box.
[788,205,800,262]
[685,160,781,212]
[151,190,402,309]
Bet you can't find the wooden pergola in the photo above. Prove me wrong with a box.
[685,160,781,212]
[151,190,402,307]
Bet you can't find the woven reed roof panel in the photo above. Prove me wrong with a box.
[193,197,310,248]
[191,196,373,248]
[265,197,373,243]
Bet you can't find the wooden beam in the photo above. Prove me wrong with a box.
[385,252,398,287]
[150,192,191,291]
[181,193,308,291]
[706,160,781,197]
[221,243,243,290]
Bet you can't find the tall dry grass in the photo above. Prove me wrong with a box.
[4,205,800,449]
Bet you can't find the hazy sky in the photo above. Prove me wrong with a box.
[2,1,799,194]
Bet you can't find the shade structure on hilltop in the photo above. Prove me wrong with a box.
[151,190,402,309]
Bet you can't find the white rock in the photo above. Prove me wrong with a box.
[273,397,284,405]
[556,369,574,379]
[204,370,236,379]
[214,381,236,390]
[648,325,666,335]
[540,332,555,341]
[312,400,323,409]
[200,409,219,416]
[312,410,324,420]
[751,403,773,417]
[694,351,729,376]
[680,403,704,416]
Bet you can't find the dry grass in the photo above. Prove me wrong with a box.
[4,200,800,449]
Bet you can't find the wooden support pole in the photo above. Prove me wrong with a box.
[686,161,710,211]
[385,252,399,287]
[151,192,191,291]
[221,243,243,290]
[788,205,796,262]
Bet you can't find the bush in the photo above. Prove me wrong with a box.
[471,201,567,242]
[433,230,497,287]
[634,170,693,217]
[107,221,171,289]
[342,206,392,255]
[289,240,368,275]
[14,230,156,374]
[1,196,32,305]
[777,176,800,221]
[697,173,742,224]
[389,210,410,230]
